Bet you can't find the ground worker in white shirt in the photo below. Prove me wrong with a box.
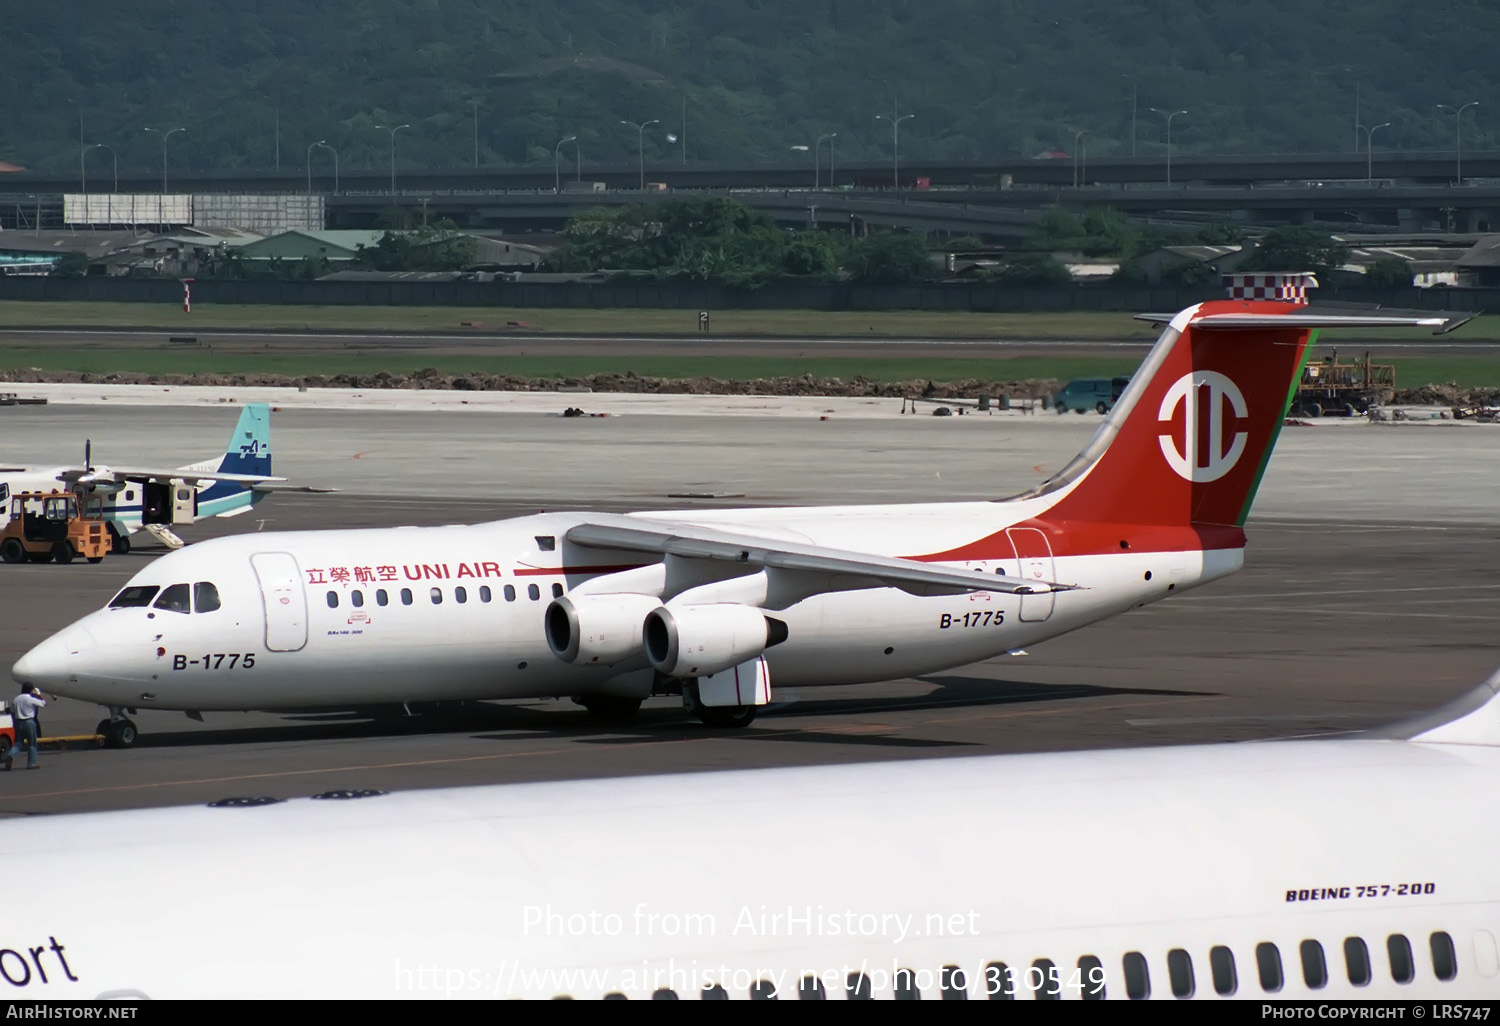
[7,684,47,770]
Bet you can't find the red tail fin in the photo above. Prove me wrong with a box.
[1041,299,1312,528]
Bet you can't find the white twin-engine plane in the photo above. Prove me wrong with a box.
[10,295,1469,746]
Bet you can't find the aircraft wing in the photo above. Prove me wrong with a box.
[62,466,287,486]
[564,514,1075,597]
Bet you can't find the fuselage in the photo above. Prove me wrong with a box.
[16,497,1240,712]
[4,737,1495,999]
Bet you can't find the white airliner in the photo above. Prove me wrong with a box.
[0,404,282,554]
[9,297,1469,747]
[4,664,1499,999]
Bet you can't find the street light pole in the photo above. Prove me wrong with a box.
[554,135,577,193]
[144,126,186,193]
[375,124,410,195]
[306,139,325,195]
[1072,129,1088,188]
[875,108,914,189]
[1364,122,1391,183]
[1436,102,1479,185]
[620,119,659,189]
[1150,108,1186,185]
[816,133,837,189]
[313,141,338,194]
[85,143,117,194]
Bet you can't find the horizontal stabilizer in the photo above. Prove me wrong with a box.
[1134,307,1476,335]
[566,513,1076,597]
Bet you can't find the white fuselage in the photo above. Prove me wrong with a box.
[20,498,1241,712]
[3,737,1495,999]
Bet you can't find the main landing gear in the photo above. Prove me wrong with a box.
[682,681,758,729]
[96,709,138,749]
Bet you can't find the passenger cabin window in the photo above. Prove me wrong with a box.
[535,535,556,551]
[109,585,160,608]
[1256,942,1284,992]
[400,588,413,606]
[939,966,967,1001]
[430,587,443,605]
[455,586,467,604]
[1209,945,1237,996]
[894,969,921,1000]
[351,590,364,608]
[1300,939,1328,989]
[504,585,516,602]
[846,973,873,1001]
[983,963,1013,1001]
[376,589,389,607]
[193,582,221,613]
[527,584,540,601]
[552,582,564,598]
[650,989,677,1000]
[326,591,339,608]
[480,586,491,603]
[1122,951,1151,1000]
[1077,956,1105,1000]
[700,985,728,1000]
[1388,934,1415,984]
[1167,949,1195,998]
[1031,960,1059,1000]
[154,584,191,614]
[749,980,776,1000]
[1344,937,1372,986]
[798,976,826,1000]
[1431,931,1458,982]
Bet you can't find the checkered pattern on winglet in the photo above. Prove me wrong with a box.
[1221,273,1318,305]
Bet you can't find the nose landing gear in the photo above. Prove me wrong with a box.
[96,711,138,749]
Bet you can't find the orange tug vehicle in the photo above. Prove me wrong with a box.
[0,491,110,565]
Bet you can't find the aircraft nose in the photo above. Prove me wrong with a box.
[12,624,95,688]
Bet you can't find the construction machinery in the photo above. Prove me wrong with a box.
[1291,350,1396,417]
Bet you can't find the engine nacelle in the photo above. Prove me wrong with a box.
[644,603,788,678]
[545,594,661,666]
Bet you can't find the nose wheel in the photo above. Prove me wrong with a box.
[96,717,138,749]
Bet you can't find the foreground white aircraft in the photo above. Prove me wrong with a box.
[0,403,282,554]
[5,663,1500,999]
[10,297,1468,746]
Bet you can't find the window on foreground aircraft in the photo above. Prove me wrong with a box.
[1300,939,1328,989]
[941,965,968,1000]
[528,584,540,600]
[1167,948,1195,998]
[1123,951,1150,999]
[552,582,564,598]
[1388,934,1415,984]
[154,583,191,614]
[1257,942,1284,992]
[504,585,516,602]
[983,963,1013,1000]
[109,585,159,608]
[1077,955,1105,1000]
[431,587,443,605]
[326,591,338,608]
[1430,932,1457,982]
[455,586,467,604]
[193,582,221,613]
[894,968,922,1000]
[799,976,826,1000]
[1344,936,1372,986]
[480,586,491,602]
[1210,945,1237,995]
[351,590,364,608]
[376,589,389,606]
[400,588,413,605]
[847,972,873,1000]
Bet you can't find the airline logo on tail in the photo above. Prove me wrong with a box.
[1156,371,1248,483]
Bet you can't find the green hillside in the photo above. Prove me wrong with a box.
[2,1,1494,175]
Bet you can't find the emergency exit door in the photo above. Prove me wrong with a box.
[251,552,308,652]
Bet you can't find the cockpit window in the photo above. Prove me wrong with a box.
[108,585,160,608]
[153,583,191,614]
[194,582,221,613]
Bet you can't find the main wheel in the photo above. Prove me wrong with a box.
[110,531,131,555]
[697,705,757,728]
[0,539,24,564]
[105,719,138,749]
[578,696,643,724]
[51,543,74,565]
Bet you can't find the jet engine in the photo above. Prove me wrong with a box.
[545,594,662,666]
[643,603,788,678]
